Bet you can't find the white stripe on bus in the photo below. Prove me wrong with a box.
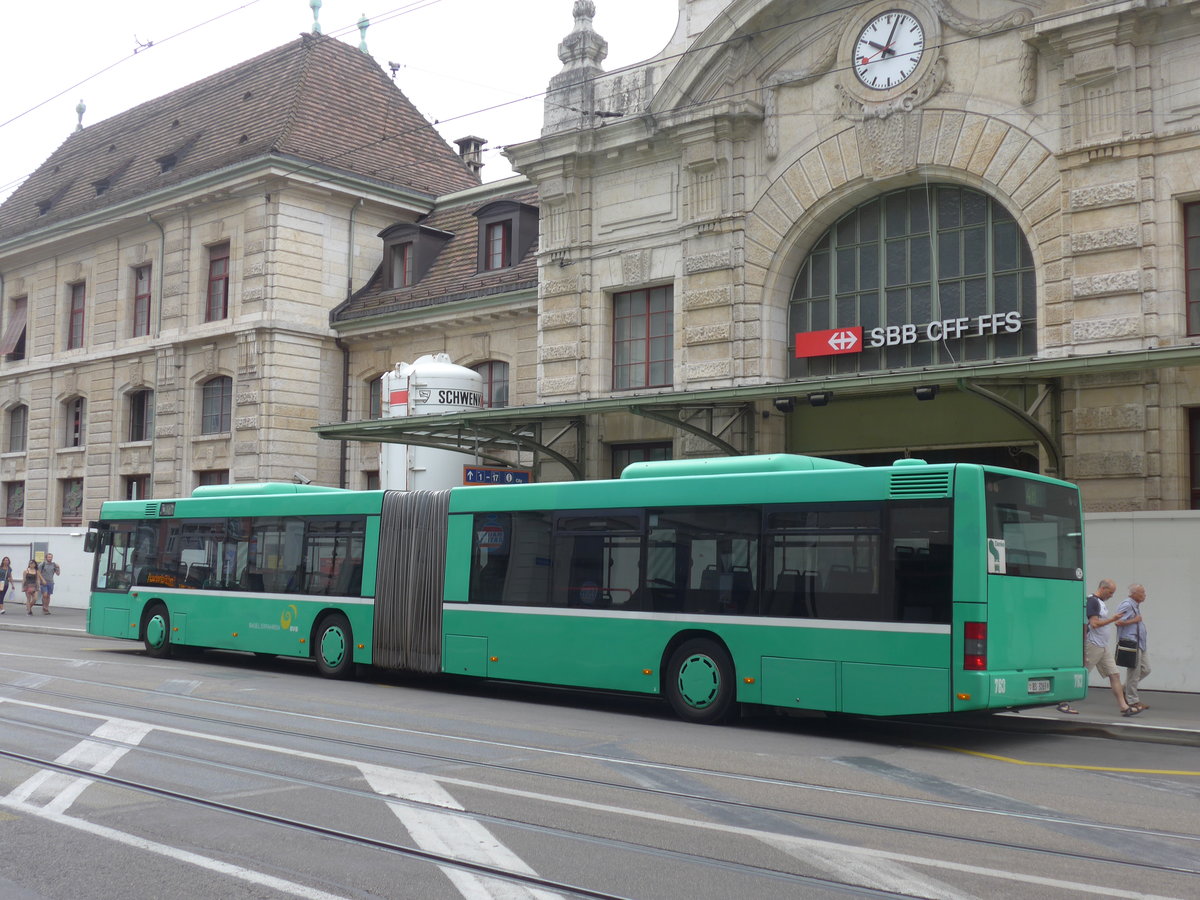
[442,604,951,634]
[126,588,373,606]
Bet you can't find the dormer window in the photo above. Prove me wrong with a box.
[474,200,538,273]
[390,243,413,288]
[379,223,453,290]
[35,180,74,216]
[156,130,203,175]
[484,222,510,271]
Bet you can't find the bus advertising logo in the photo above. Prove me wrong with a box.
[280,604,299,632]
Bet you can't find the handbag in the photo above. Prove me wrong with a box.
[1115,637,1139,668]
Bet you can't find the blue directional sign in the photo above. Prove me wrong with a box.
[463,466,533,485]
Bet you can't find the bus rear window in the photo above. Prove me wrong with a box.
[985,473,1082,580]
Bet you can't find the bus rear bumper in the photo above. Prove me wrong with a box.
[955,667,1087,711]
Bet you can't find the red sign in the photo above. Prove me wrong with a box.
[388,389,409,406]
[794,327,863,358]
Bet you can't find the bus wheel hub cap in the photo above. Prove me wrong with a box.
[147,617,166,647]
[322,629,345,665]
[678,655,718,708]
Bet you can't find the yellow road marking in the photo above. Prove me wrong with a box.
[937,745,1200,776]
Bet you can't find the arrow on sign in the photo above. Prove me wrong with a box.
[794,326,864,358]
[828,330,859,352]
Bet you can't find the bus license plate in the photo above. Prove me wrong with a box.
[1027,678,1051,694]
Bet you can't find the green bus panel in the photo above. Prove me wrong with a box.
[123,590,375,664]
[442,605,953,712]
[984,575,1082,671]
[842,663,950,715]
[443,634,489,676]
[98,604,138,640]
[760,657,837,709]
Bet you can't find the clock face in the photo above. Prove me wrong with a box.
[853,11,925,90]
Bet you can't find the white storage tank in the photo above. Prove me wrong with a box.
[379,353,483,491]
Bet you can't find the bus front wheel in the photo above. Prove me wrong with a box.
[665,638,735,724]
[143,604,172,659]
[314,613,354,679]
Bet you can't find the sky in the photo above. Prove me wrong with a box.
[0,0,682,203]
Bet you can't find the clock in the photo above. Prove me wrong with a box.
[853,11,925,91]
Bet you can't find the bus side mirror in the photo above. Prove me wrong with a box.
[84,529,101,553]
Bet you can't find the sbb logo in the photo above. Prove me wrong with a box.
[871,324,918,346]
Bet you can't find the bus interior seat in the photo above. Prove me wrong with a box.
[769,569,815,617]
[698,565,753,614]
[184,564,210,588]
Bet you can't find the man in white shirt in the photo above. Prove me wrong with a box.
[1083,578,1136,716]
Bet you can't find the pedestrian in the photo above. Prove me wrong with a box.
[22,560,40,614]
[1081,578,1137,716]
[38,553,60,615]
[0,555,12,614]
[1115,583,1151,712]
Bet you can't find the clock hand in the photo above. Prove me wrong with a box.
[883,16,901,57]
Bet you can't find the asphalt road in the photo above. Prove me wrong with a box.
[2,630,1198,900]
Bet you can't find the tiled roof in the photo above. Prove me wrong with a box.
[333,184,539,323]
[0,34,480,239]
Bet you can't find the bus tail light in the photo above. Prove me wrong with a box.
[964,622,987,670]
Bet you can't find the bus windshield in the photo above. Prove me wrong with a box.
[985,473,1082,580]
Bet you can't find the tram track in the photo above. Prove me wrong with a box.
[2,672,1200,890]
[0,740,953,900]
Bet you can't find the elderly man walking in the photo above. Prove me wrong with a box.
[1115,584,1151,713]
[1081,578,1136,716]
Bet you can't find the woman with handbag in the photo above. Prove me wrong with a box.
[1115,584,1151,713]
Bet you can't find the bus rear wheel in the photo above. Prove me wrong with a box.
[314,613,354,679]
[143,604,172,659]
[665,638,735,724]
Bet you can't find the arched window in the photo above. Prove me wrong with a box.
[7,404,27,453]
[789,185,1036,378]
[200,376,232,434]
[472,360,509,408]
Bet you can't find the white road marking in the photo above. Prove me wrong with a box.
[8,718,152,815]
[0,799,353,900]
[359,765,562,900]
[2,713,353,900]
[3,698,1180,899]
[761,837,982,900]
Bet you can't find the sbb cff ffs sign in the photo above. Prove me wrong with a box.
[794,313,1023,358]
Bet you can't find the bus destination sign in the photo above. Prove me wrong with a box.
[463,466,533,485]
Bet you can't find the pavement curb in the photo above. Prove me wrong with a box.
[977,711,1200,748]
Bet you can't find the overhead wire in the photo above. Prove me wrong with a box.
[0,0,1176,214]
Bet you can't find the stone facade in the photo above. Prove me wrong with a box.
[504,0,1200,510]
[0,35,480,524]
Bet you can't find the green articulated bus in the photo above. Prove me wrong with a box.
[86,454,1087,723]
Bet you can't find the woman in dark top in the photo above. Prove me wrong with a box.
[22,560,40,615]
[0,556,11,614]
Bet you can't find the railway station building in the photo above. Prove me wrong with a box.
[327,0,1200,515]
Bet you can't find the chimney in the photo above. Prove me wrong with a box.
[454,136,486,176]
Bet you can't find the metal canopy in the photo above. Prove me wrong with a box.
[314,345,1200,478]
